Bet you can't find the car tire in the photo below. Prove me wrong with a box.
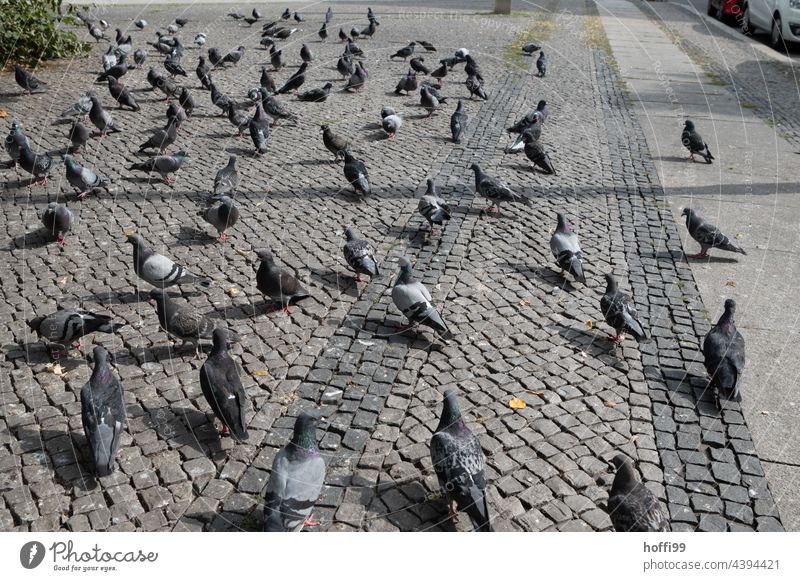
[771,14,784,50]
[741,4,753,35]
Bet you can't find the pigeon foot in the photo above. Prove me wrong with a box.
[303,514,321,527]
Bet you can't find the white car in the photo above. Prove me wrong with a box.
[741,0,800,48]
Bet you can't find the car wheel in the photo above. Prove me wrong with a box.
[741,4,753,35]
[707,0,716,17]
[770,14,784,50]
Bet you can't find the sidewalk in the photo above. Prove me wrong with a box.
[600,0,800,530]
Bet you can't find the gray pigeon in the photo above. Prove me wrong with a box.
[681,120,714,163]
[200,328,248,440]
[148,288,216,356]
[64,155,109,200]
[392,257,453,340]
[343,151,370,195]
[18,146,62,185]
[536,51,547,77]
[255,250,311,314]
[342,61,367,92]
[59,93,93,119]
[550,213,585,283]
[129,151,187,184]
[681,208,745,259]
[600,274,648,344]
[431,390,491,531]
[607,455,670,532]
[381,112,403,139]
[263,410,326,532]
[394,70,418,95]
[390,42,416,60]
[297,82,332,103]
[469,163,530,215]
[703,299,745,401]
[88,94,121,136]
[200,196,240,241]
[107,76,139,111]
[300,43,313,63]
[522,132,556,174]
[343,228,379,281]
[27,309,124,354]
[420,86,439,117]
[213,154,241,197]
[450,100,468,144]
[41,202,74,246]
[258,88,297,125]
[321,125,349,162]
[465,75,487,100]
[226,103,251,137]
[418,178,451,236]
[336,53,354,79]
[249,102,269,155]
[68,120,91,153]
[14,65,46,94]
[410,57,429,75]
[522,42,542,55]
[127,233,211,288]
[81,347,126,477]
[4,121,30,166]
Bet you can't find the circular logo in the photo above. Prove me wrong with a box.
[20,541,46,569]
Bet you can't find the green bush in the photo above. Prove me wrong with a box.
[0,0,91,67]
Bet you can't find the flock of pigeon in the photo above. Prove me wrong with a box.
[4,5,748,533]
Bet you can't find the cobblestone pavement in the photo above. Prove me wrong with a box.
[0,0,783,531]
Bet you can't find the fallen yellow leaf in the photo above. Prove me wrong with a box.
[629,434,639,444]
[509,397,527,410]
[252,369,269,377]
[56,275,69,286]
[734,232,744,240]
[585,320,593,329]
[725,280,736,287]
[476,415,486,424]
[0,110,7,118]
[604,400,617,408]
[46,363,65,377]
[235,248,250,257]
[227,287,241,298]
[519,300,530,306]
[760,410,770,416]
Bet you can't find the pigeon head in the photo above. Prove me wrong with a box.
[537,99,547,110]
[426,178,436,194]
[320,124,329,132]
[469,162,481,173]
[255,249,275,264]
[684,119,695,130]
[604,273,618,294]
[322,82,333,90]
[681,207,695,221]
[291,410,323,450]
[211,327,230,354]
[26,316,44,332]
[609,454,639,494]
[91,345,108,367]
[440,389,463,426]
[724,298,737,314]
[344,227,357,241]
[126,233,144,247]
[556,213,571,233]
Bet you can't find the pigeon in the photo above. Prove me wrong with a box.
[346,39,363,56]
[600,274,649,344]
[127,233,210,288]
[260,67,277,93]
[4,121,30,166]
[681,208,745,259]
[297,82,332,103]
[536,51,548,77]
[276,62,308,94]
[262,410,326,532]
[106,77,139,111]
[258,88,297,125]
[64,155,109,200]
[175,17,188,27]
[14,64,46,94]
[318,22,328,41]
[129,151,187,184]
[88,23,108,42]
[522,132,556,174]
[18,146,62,185]
[343,228,379,282]
[464,55,483,81]
[506,119,543,153]
[465,74,487,100]
[134,19,147,29]
[430,63,448,84]
[210,83,234,116]
[420,86,440,117]
[133,49,147,67]
[88,94,121,137]
[391,42,416,61]
[321,125,349,162]
[454,48,470,59]
[681,120,714,163]
[213,155,241,197]
[430,390,491,531]
[300,44,313,63]
[201,196,240,241]
[450,99,468,144]
[28,310,124,354]
[59,93,94,119]
[270,47,285,71]
[550,213,585,283]
[226,103,251,137]
[248,103,270,155]
[410,57,429,75]
[703,299,745,401]
[68,121,91,153]
[382,112,403,139]
[420,81,447,104]
[178,87,195,116]
[194,33,207,47]
[361,18,379,38]
[350,26,361,39]
[148,289,216,356]
[155,74,180,100]
[274,27,297,40]
[95,60,128,82]
[416,40,437,52]
[166,103,187,126]
[343,151,370,195]
[418,178,451,236]
[40,202,74,246]
[326,7,333,23]
[164,57,187,78]
[522,42,542,55]
[394,70,418,95]
[342,62,367,92]
[102,46,119,71]
[223,46,246,66]
[337,53,354,79]
[338,28,348,42]
[392,257,453,340]
[252,8,261,19]
[138,121,178,154]
[196,57,213,89]
[607,455,670,532]
[81,347,126,477]
[255,250,311,314]
[200,328,248,440]
[293,11,304,23]
[469,163,530,215]
[208,47,224,67]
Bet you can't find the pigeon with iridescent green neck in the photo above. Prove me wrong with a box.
[4,121,30,166]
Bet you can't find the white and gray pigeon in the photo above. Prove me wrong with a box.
[27,309,125,355]
[391,257,453,340]
[550,213,585,283]
[148,288,218,356]
[342,228,379,282]
[343,151,370,195]
[703,299,745,401]
[263,410,326,532]
[600,273,649,344]
[607,455,670,532]
[681,120,714,163]
[681,208,745,259]
[255,250,311,314]
[200,328,249,440]
[59,92,94,119]
[200,196,240,241]
[469,163,530,215]
[430,390,491,531]
[40,202,74,246]
[64,155,109,200]
[418,178,451,236]
[381,111,403,139]
[127,233,211,288]
[81,347,126,477]
[213,154,241,197]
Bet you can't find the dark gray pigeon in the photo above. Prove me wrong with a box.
[420,86,439,117]
[263,410,326,532]
[258,88,297,125]
[410,57,429,75]
[342,61,367,92]
[64,155,108,200]
[127,233,211,288]
[681,208,745,259]
[394,70,418,95]
[343,228,379,281]
[550,213,585,283]
[450,99,468,144]
[138,121,178,154]
[418,178,451,236]
[469,163,530,215]
[431,390,491,531]
[297,82,332,103]
[81,347,126,477]
[392,257,453,340]
[391,42,416,60]
[416,40,436,52]
[222,46,246,66]
[336,53,354,79]
[522,42,542,55]
[465,75,486,100]
[260,67,276,92]
[343,151,370,195]
[200,195,240,241]
[129,151,187,184]
[430,63,448,84]
[133,48,146,67]
[420,81,447,104]
[27,309,124,354]
[318,22,328,41]
[88,94,121,137]
[213,154,241,197]
[249,102,269,155]
[14,65,46,94]
[255,250,311,313]
[681,120,714,163]
[68,120,91,153]
[300,43,313,63]
[600,274,648,344]
[148,288,216,356]
[276,62,308,95]
[178,88,195,116]
[522,131,556,174]
[40,202,74,246]
[321,125,349,162]
[200,328,248,440]
[536,51,547,77]
[226,103,251,137]
[4,121,30,166]
[107,76,139,111]
[703,299,745,401]
[18,146,62,185]
[607,455,670,532]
